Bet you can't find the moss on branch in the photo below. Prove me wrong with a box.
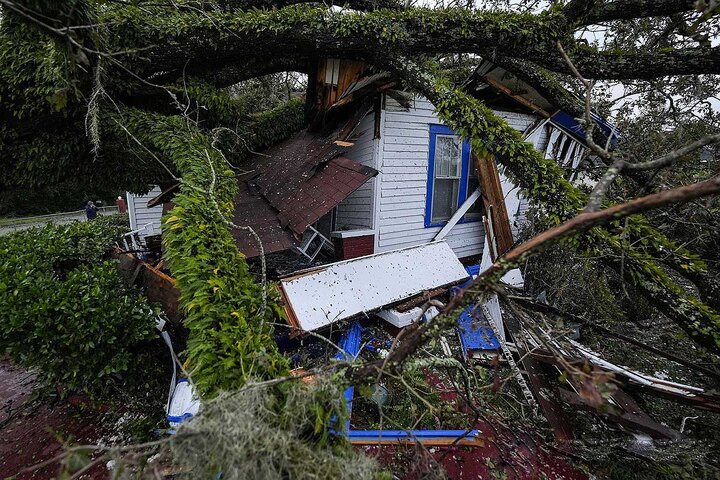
[114,108,292,396]
[392,59,720,353]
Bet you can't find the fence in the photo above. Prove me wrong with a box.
[0,206,120,234]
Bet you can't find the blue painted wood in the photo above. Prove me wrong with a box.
[332,321,484,441]
[425,124,479,228]
[335,321,364,361]
[334,322,364,433]
[457,304,500,358]
[348,429,479,439]
[551,110,620,146]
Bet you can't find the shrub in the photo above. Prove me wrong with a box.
[169,378,379,480]
[0,215,156,396]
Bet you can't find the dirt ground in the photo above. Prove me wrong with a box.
[0,360,108,479]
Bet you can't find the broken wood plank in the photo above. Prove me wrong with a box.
[529,349,720,414]
[474,153,514,256]
[483,76,551,118]
[502,311,575,442]
[433,188,482,242]
[147,183,179,208]
[509,296,720,380]
[558,388,682,440]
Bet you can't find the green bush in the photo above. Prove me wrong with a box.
[0,215,156,395]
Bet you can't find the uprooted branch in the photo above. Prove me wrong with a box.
[350,173,720,382]
[383,57,720,354]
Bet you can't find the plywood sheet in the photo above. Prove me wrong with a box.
[280,241,468,331]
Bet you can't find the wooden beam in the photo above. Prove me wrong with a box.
[529,349,720,414]
[483,76,552,118]
[433,188,481,241]
[519,351,575,442]
[474,153,514,256]
[502,310,575,442]
[373,93,382,139]
[558,388,683,440]
[147,183,179,208]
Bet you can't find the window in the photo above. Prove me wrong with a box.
[324,58,340,86]
[464,161,482,219]
[430,134,462,223]
[425,125,481,227]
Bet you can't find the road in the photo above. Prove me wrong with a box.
[0,207,119,235]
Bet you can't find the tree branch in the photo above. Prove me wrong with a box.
[351,173,720,381]
[625,131,720,171]
[564,0,697,26]
[382,56,720,353]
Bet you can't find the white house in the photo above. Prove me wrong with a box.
[126,60,611,263]
[331,95,549,260]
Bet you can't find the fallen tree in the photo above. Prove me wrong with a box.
[2,0,720,477]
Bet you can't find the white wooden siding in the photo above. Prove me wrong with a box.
[375,96,542,258]
[126,186,163,237]
[334,115,377,230]
[508,123,549,239]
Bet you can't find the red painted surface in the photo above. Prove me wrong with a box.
[115,197,127,214]
[0,359,107,479]
[364,436,586,480]
[334,234,375,260]
[358,371,587,479]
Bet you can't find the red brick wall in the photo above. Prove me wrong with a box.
[334,235,374,260]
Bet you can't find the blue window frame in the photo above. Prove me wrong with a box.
[425,124,481,228]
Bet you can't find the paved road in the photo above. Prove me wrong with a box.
[0,207,119,235]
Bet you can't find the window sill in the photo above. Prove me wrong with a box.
[331,229,376,239]
[424,217,482,229]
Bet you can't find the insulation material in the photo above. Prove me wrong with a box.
[280,242,468,331]
[167,379,201,429]
[376,306,440,328]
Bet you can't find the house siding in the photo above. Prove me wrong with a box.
[507,121,550,239]
[334,114,377,230]
[126,186,163,237]
[377,96,541,258]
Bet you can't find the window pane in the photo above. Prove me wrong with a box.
[435,136,461,178]
[431,178,460,223]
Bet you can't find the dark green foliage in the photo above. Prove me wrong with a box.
[249,97,305,150]
[208,95,305,161]
[522,237,650,325]
[0,181,123,216]
[117,108,291,397]
[0,215,156,396]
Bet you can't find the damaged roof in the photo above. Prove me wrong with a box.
[233,131,378,257]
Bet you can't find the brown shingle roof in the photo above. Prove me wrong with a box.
[232,131,377,258]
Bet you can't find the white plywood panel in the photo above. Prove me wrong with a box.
[280,241,469,331]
